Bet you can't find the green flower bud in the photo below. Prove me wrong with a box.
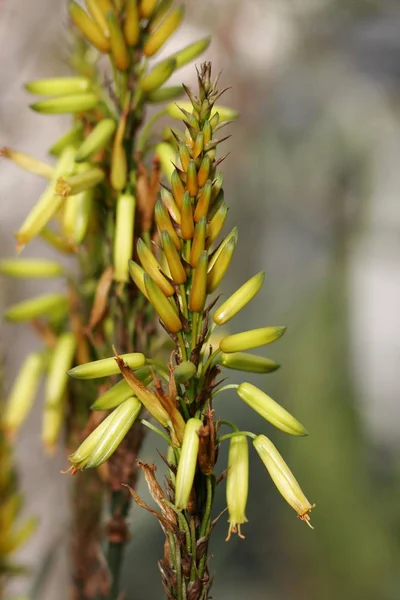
[194,179,212,223]
[110,137,127,191]
[171,168,185,209]
[57,167,105,197]
[15,146,76,248]
[91,368,152,410]
[253,435,314,527]
[69,398,142,470]
[219,326,286,353]
[156,143,176,181]
[197,154,211,187]
[174,360,196,383]
[108,11,130,70]
[0,258,63,278]
[30,93,99,115]
[168,36,211,70]
[175,418,203,510]
[144,6,184,57]
[4,293,67,323]
[1,147,53,179]
[67,352,146,379]
[113,193,135,283]
[226,435,249,540]
[237,383,307,436]
[161,230,186,284]
[206,202,228,246]
[42,398,66,452]
[86,398,142,468]
[45,333,77,408]
[155,201,181,250]
[186,159,198,197]
[91,379,133,411]
[220,352,279,374]
[3,353,44,438]
[206,237,236,294]
[75,119,116,162]
[147,86,184,103]
[139,0,158,19]
[128,260,150,299]
[137,238,175,296]
[124,0,140,46]
[68,1,110,52]
[49,124,83,157]
[86,0,113,36]
[207,227,237,271]
[189,251,208,313]
[25,76,91,96]
[144,274,183,333]
[62,162,93,243]
[190,217,207,267]
[139,58,177,93]
[213,271,265,326]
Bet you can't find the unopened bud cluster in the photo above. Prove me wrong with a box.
[67,64,314,558]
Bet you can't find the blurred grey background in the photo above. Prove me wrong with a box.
[1,0,400,599]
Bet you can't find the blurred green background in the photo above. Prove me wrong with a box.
[1,1,400,599]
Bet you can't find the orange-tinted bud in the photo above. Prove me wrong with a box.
[171,168,185,208]
[128,260,149,299]
[68,2,110,52]
[137,238,174,296]
[197,154,211,187]
[202,120,212,145]
[160,187,181,224]
[206,202,228,246]
[181,192,194,239]
[155,201,181,250]
[192,132,204,158]
[189,217,206,267]
[178,142,190,171]
[189,251,208,313]
[144,274,182,333]
[124,0,140,46]
[206,237,236,293]
[161,230,186,284]
[186,160,198,197]
[107,12,130,71]
[194,179,211,223]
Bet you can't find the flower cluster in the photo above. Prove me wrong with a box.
[67,64,315,557]
[1,0,211,450]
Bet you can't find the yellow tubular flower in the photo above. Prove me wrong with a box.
[175,418,203,510]
[226,435,249,541]
[253,435,315,527]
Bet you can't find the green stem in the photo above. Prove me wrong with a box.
[201,348,221,375]
[191,311,199,349]
[189,517,197,582]
[198,476,214,579]
[177,331,187,361]
[140,419,172,445]
[107,541,124,600]
[180,284,189,319]
[218,419,239,432]
[217,431,257,444]
[212,383,238,398]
